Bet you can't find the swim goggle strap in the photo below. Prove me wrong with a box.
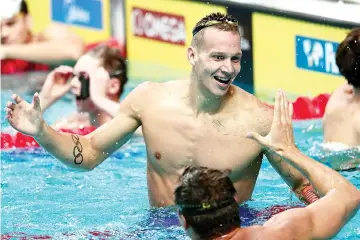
[178,198,237,216]
[192,18,239,36]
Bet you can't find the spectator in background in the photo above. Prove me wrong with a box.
[0,0,85,68]
[39,44,128,131]
[322,28,360,170]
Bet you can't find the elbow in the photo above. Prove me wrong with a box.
[82,164,96,171]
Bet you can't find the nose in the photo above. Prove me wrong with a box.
[220,59,234,76]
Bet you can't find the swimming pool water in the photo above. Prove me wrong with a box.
[1,86,359,239]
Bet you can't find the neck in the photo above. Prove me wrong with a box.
[191,228,241,240]
[189,72,228,116]
[352,87,360,102]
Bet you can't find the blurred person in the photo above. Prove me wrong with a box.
[6,13,318,207]
[322,28,360,170]
[175,91,360,240]
[0,0,84,65]
[39,44,127,130]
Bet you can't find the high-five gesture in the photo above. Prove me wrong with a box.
[247,90,296,156]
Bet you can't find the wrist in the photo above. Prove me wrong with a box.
[281,145,301,158]
[34,119,47,138]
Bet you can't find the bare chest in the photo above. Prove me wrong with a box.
[141,108,263,176]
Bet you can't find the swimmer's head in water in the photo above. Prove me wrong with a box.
[174,166,240,239]
[188,13,242,96]
[70,44,127,102]
[1,0,30,45]
[336,28,360,88]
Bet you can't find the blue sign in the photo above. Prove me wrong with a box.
[296,35,340,76]
[51,0,103,30]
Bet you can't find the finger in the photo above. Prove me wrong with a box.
[6,101,15,110]
[12,94,23,104]
[5,107,12,114]
[5,110,13,119]
[283,90,289,123]
[289,102,294,120]
[32,92,41,111]
[247,132,267,145]
[280,90,286,124]
[274,90,281,123]
[55,65,73,73]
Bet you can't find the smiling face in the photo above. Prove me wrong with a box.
[188,27,242,96]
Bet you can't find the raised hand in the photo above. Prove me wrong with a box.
[247,90,296,156]
[5,93,45,136]
[41,65,74,101]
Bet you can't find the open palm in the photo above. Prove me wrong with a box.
[5,93,44,136]
[247,90,296,156]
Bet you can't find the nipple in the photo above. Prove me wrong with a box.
[155,152,161,160]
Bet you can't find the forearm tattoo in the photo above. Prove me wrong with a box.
[273,156,295,180]
[71,134,83,165]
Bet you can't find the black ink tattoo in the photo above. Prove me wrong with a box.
[287,164,295,180]
[71,135,83,165]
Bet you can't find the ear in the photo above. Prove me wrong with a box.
[24,14,32,30]
[106,78,121,97]
[187,46,196,66]
[177,209,190,229]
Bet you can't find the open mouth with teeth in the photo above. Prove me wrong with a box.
[214,76,231,85]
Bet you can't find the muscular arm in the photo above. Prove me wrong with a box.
[260,104,319,204]
[265,148,360,239]
[265,152,319,204]
[34,82,150,170]
[5,24,84,64]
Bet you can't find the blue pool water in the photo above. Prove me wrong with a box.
[1,86,359,239]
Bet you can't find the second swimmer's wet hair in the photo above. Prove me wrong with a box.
[86,44,127,97]
[336,28,360,87]
[174,166,240,239]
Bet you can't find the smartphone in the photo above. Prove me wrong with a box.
[76,72,90,100]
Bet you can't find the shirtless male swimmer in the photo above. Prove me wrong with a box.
[322,28,360,170]
[175,91,360,240]
[5,13,319,207]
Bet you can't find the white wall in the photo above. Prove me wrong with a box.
[220,0,360,24]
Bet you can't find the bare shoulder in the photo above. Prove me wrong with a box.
[262,208,312,240]
[326,83,352,111]
[122,81,179,108]
[233,226,290,240]
[153,79,189,98]
[231,86,273,134]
